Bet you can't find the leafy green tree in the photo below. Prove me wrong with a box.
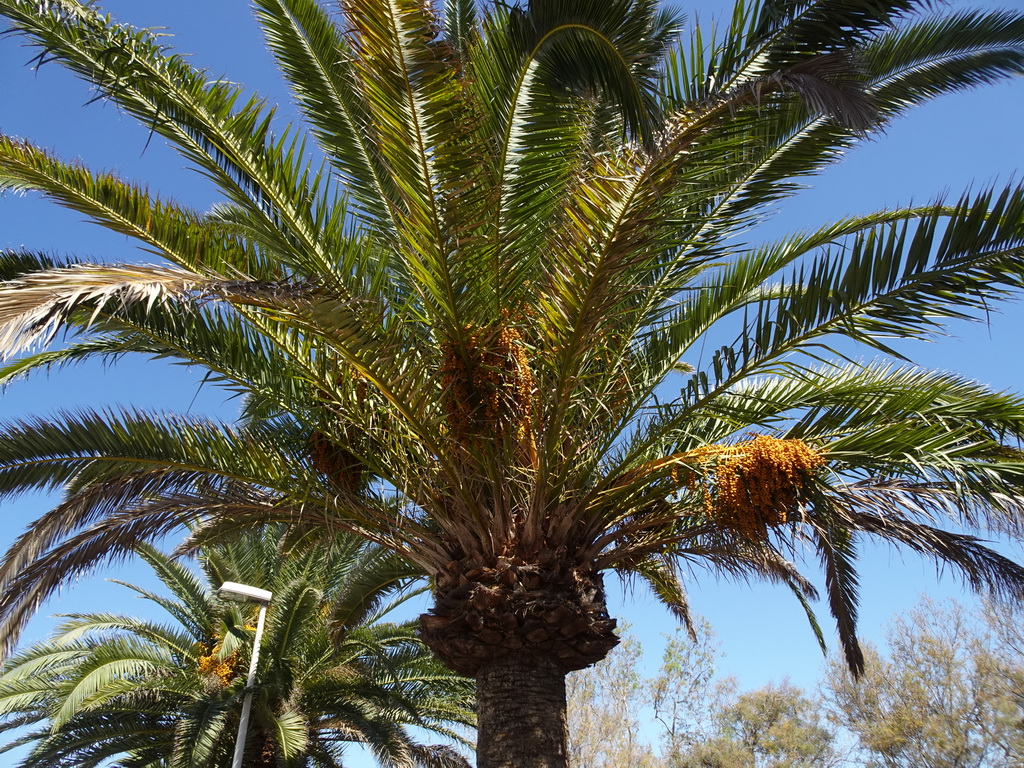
[4,0,1024,766]
[567,627,842,768]
[981,598,1024,719]
[673,682,845,768]
[824,598,1024,768]
[0,530,475,768]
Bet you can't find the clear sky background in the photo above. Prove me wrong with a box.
[2,0,1024,763]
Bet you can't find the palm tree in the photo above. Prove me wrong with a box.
[3,0,1024,765]
[0,528,474,768]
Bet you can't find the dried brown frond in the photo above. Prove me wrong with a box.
[0,264,210,359]
[0,263,317,360]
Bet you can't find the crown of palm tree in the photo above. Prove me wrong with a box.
[3,0,1024,766]
[0,529,475,768]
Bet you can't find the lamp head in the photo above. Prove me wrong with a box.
[217,581,272,604]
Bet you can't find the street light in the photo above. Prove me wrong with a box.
[217,581,273,768]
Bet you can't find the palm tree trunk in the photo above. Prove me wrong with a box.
[475,653,569,768]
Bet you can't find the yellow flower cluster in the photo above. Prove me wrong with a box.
[708,435,825,538]
[197,639,241,687]
[439,323,536,444]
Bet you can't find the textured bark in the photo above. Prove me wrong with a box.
[420,554,618,675]
[476,653,570,768]
[420,555,620,766]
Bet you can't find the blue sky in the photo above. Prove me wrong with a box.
[3,0,1024,761]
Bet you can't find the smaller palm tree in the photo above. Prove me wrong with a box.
[0,528,475,768]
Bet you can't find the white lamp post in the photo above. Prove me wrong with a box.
[217,581,273,768]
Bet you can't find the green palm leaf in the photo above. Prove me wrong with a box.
[0,528,474,767]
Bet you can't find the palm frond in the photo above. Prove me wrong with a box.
[0,137,268,277]
[809,499,864,675]
[0,0,348,285]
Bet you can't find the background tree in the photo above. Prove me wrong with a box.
[566,632,659,768]
[650,620,723,758]
[983,598,1024,718]
[672,682,845,768]
[567,624,843,768]
[566,622,726,767]
[569,598,1024,768]
[0,529,475,768]
[3,1,1024,767]
[824,598,1024,768]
